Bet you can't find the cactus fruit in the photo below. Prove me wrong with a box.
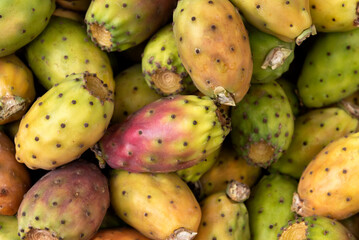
[0,131,31,216]
[271,107,358,178]
[112,64,161,123]
[310,0,359,32]
[84,0,177,52]
[53,8,85,22]
[246,173,298,240]
[297,28,359,108]
[341,214,359,239]
[15,72,114,170]
[92,228,151,240]
[110,170,201,240]
[199,144,262,198]
[278,216,356,240]
[292,132,359,220]
[142,24,196,96]
[17,160,110,240]
[95,95,230,172]
[0,54,36,125]
[56,0,91,12]
[276,78,300,117]
[177,147,220,183]
[0,0,55,57]
[230,0,315,45]
[173,0,252,106]
[0,215,19,240]
[26,16,115,91]
[247,24,295,84]
[231,81,294,168]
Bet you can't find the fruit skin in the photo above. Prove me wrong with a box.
[293,132,359,220]
[142,24,197,96]
[0,131,31,216]
[26,16,115,91]
[271,107,358,178]
[247,24,295,84]
[278,216,356,240]
[91,228,151,240]
[341,213,359,239]
[276,78,300,117]
[0,215,19,240]
[297,28,359,108]
[110,170,201,239]
[230,0,314,44]
[0,0,55,57]
[231,81,294,168]
[246,173,297,240]
[173,0,252,105]
[199,144,261,198]
[56,0,91,11]
[195,191,250,240]
[15,72,114,170]
[85,0,177,52]
[112,64,161,123]
[96,95,230,173]
[310,0,359,32]
[53,8,85,22]
[17,160,110,240]
[0,54,36,125]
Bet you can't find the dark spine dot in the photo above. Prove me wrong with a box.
[61,123,66,128]
[84,123,89,128]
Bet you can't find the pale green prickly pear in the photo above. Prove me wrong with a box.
[297,28,359,108]
[15,72,114,170]
[293,132,359,220]
[0,215,19,240]
[271,107,358,178]
[231,81,294,168]
[112,64,161,123]
[110,170,201,240]
[230,0,316,45]
[246,173,298,240]
[173,0,253,106]
[278,216,356,239]
[26,16,115,91]
[142,24,196,96]
[84,0,178,52]
[310,0,359,32]
[0,0,55,57]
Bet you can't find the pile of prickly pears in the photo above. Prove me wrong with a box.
[1,0,359,239]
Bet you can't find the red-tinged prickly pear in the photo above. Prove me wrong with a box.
[0,215,18,240]
[25,16,115,91]
[292,132,359,220]
[15,72,114,170]
[0,131,31,216]
[84,0,178,52]
[110,170,201,240]
[112,64,161,123]
[173,0,252,106]
[0,54,36,125]
[278,216,356,240]
[0,0,55,57]
[230,0,315,45]
[17,160,110,240]
[91,228,151,240]
[94,95,230,173]
[310,0,359,32]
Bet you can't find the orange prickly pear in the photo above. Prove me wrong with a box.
[91,227,150,240]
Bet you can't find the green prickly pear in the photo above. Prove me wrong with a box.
[17,160,110,240]
[231,81,294,168]
[271,107,358,178]
[112,64,161,123]
[247,24,295,84]
[310,0,359,32]
[15,72,114,170]
[276,78,300,117]
[173,0,253,106]
[246,173,298,240]
[230,0,315,45]
[142,24,196,96]
[95,95,230,173]
[278,216,356,239]
[297,28,359,108]
[25,16,115,91]
[110,170,201,240]
[84,0,177,52]
[292,132,359,220]
[0,0,55,57]
[0,215,19,240]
